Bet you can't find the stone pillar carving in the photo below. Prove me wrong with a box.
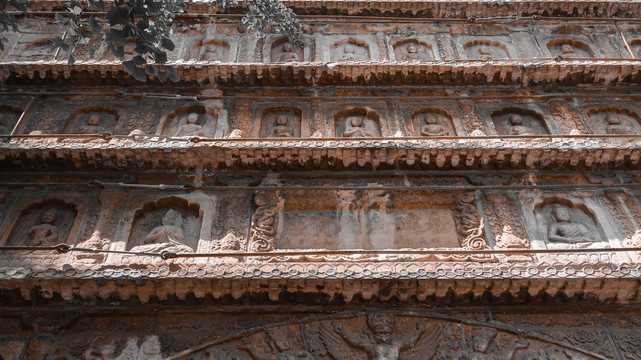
[375,31,389,61]
[229,99,253,137]
[548,100,589,134]
[386,99,404,136]
[310,99,324,136]
[482,191,532,261]
[435,33,455,59]
[248,174,284,252]
[75,190,127,262]
[458,101,487,135]
[602,190,641,246]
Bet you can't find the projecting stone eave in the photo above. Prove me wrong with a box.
[2,136,641,171]
[0,259,639,304]
[23,0,641,19]
[3,60,641,87]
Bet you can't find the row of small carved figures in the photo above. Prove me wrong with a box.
[48,315,592,360]
[1,110,639,139]
[4,33,640,63]
[20,203,607,254]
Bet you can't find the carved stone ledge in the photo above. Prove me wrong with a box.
[3,60,641,87]
[0,261,639,303]
[2,137,641,171]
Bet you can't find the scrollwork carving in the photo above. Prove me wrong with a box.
[248,174,284,252]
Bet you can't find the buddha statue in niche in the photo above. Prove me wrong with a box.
[270,115,294,137]
[507,114,534,135]
[201,43,223,61]
[277,43,299,62]
[28,210,60,246]
[340,44,362,61]
[477,45,492,59]
[343,116,375,138]
[173,113,205,137]
[420,115,449,136]
[604,113,634,135]
[401,43,426,61]
[78,114,107,134]
[133,209,193,253]
[547,204,596,244]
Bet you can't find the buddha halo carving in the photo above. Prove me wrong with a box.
[271,37,303,62]
[463,39,510,60]
[260,107,301,138]
[547,39,594,58]
[411,109,455,136]
[5,199,78,247]
[393,39,434,61]
[161,106,218,138]
[491,108,549,136]
[331,39,370,61]
[587,108,640,135]
[126,196,202,253]
[335,108,381,138]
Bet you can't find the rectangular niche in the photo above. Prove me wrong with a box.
[269,189,469,250]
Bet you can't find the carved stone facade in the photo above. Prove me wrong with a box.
[2,1,641,359]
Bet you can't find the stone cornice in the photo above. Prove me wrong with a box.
[3,60,641,87]
[2,136,640,171]
[22,0,641,19]
[0,259,639,303]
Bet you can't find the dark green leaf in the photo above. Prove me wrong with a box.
[55,13,66,25]
[67,54,75,65]
[106,28,126,45]
[156,67,169,82]
[160,37,175,51]
[110,44,125,58]
[107,5,129,26]
[145,65,155,75]
[132,55,146,66]
[132,66,147,81]
[136,19,149,30]
[122,59,135,73]
[168,66,179,82]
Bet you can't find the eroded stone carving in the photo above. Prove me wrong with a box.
[412,109,454,136]
[492,108,549,136]
[331,40,369,61]
[126,197,201,253]
[483,192,530,253]
[547,204,595,244]
[199,40,230,61]
[239,328,314,360]
[248,174,284,252]
[547,101,588,134]
[65,107,119,136]
[393,40,433,61]
[587,108,640,135]
[260,108,301,138]
[336,109,381,138]
[161,106,218,138]
[453,327,528,360]
[271,39,302,62]
[548,39,594,58]
[174,113,205,137]
[6,200,77,247]
[464,40,510,60]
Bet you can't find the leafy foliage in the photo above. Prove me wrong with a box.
[0,0,26,51]
[1,0,303,82]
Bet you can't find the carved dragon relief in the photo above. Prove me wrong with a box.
[159,313,608,360]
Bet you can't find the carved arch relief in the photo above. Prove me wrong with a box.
[463,39,510,60]
[547,38,595,58]
[63,106,120,135]
[3,199,78,247]
[334,108,382,138]
[330,39,370,61]
[258,107,302,138]
[411,108,456,136]
[158,105,220,138]
[126,196,203,253]
[587,107,641,135]
[0,105,23,134]
[393,39,434,61]
[172,312,605,360]
[491,108,550,135]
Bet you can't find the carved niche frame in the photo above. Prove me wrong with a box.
[321,34,379,62]
[251,102,310,138]
[0,192,89,263]
[61,105,125,135]
[263,35,310,62]
[110,193,216,264]
[399,102,465,137]
[517,191,624,252]
[386,35,440,61]
[476,102,557,136]
[246,185,493,262]
[155,101,228,138]
[456,36,518,60]
[580,104,641,135]
[324,103,392,137]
